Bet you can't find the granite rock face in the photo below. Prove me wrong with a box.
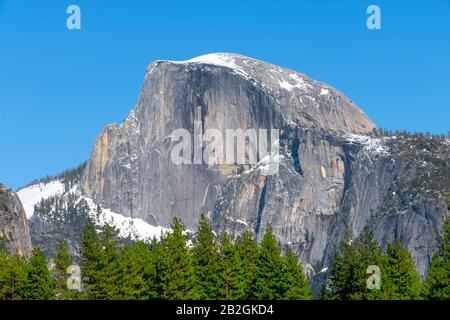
[81,53,374,226]
[213,130,449,283]
[0,183,32,258]
[80,53,449,283]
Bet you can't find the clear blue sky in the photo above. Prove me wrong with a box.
[1,0,449,190]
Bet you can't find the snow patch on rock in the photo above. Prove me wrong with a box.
[17,181,65,219]
[18,181,168,242]
[320,88,329,95]
[82,196,169,241]
[169,53,251,80]
[164,53,314,93]
[344,134,390,156]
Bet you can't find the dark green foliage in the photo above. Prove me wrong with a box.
[192,213,221,299]
[282,249,311,300]
[323,229,357,300]
[325,228,384,300]
[148,240,165,299]
[324,227,433,300]
[422,216,450,299]
[120,241,155,299]
[349,227,384,300]
[234,231,259,299]
[160,217,197,299]
[79,218,100,298]
[1,213,446,300]
[0,245,27,300]
[53,240,73,299]
[217,232,240,299]
[80,219,121,299]
[0,216,316,301]
[253,225,285,299]
[382,240,421,299]
[24,248,55,300]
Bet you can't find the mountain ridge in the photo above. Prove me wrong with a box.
[13,54,449,293]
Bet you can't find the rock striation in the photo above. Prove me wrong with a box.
[37,53,449,287]
[0,183,32,258]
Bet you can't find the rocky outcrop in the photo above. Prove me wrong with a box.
[0,183,32,258]
[79,53,448,285]
[81,53,375,227]
[213,130,449,283]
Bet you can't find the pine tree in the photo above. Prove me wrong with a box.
[80,218,102,299]
[382,239,421,300]
[0,245,8,299]
[423,215,450,300]
[0,245,27,300]
[234,231,259,299]
[53,240,73,299]
[120,241,154,300]
[324,227,384,300]
[80,219,121,299]
[323,229,356,300]
[97,224,122,299]
[349,227,384,300]
[24,248,55,300]
[217,232,240,299]
[192,213,221,299]
[161,217,197,299]
[282,249,311,300]
[253,225,284,299]
[149,239,165,299]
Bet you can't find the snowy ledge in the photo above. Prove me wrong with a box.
[344,134,390,156]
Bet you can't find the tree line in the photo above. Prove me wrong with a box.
[0,214,310,300]
[323,201,449,300]
[0,213,448,300]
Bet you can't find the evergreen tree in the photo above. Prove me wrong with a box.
[324,227,384,300]
[53,240,73,299]
[218,232,240,299]
[97,224,122,299]
[323,229,356,300]
[282,249,311,300]
[120,241,154,300]
[192,213,221,299]
[423,215,450,300]
[80,220,121,299]
[349,227,384,300]
[253,225,284,299]
[149,239,165,299]
[0,245,27,300]
[0,245,8,299]
[382,239,421,300]
[80,218,102,299]
[24,248,55,300]
[161,217,197,299]
[234,231,259,299]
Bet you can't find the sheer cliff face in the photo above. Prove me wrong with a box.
[81,53,448,277]
[82,53,374,225]
[0,184,32,258]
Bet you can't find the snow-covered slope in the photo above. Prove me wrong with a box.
[17,181,168,242]
[344,134,390,156]
[164,53,319,94]
[82,195,168,241]
[17,181,65,219]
